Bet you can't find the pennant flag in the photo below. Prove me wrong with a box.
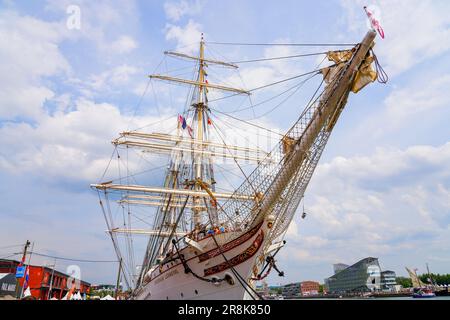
[178,114,187,130]
[187,125,193,138]
[364,6,385,39]
[207,118,212,125]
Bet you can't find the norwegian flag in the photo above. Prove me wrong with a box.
[178,114,193,137]
[364,6,385,39]
[178,114,187,129]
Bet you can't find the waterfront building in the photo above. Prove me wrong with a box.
[324,257,382,294]
[300,281,320,296]
[0,259,90,300]
[0,273,17,297]
[333,263,349,274]
[380,270,397,291]
[281,282,301,298]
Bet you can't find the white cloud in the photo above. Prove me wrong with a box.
[44,0,140,56]
[110,35,138,54]
[164,0,204,22]
[385,74,450,122]
[84,64,140,93]
[0,11,70,120]
[282,141,450,272]
[340,0,450,76]
[0,98,176,182]
[165,19,203,55]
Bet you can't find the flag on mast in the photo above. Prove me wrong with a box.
[178,114,187,129]
[364,6,385,39]
[178,114,193,137]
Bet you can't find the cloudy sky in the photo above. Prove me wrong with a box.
[0,0,449,286]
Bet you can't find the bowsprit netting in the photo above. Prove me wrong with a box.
[215,59,351,244]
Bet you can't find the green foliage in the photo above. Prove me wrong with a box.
[396,277,412,288]
[418,273,450,286]
[319,284,324,293]
[396,273,450,288]
[269,287,282,294]
[90,289,115,298]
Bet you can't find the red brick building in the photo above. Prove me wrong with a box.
[300,281,320,296]
[0,259,90,300]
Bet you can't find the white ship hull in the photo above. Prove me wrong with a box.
[134,218,272,300]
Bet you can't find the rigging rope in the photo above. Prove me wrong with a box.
[206,41,357,47]
[209,120,259,196]
[0,244,24,250]
[214,77,317,114]
[28,251,119,263]
[0,253,20,260]
[371,49,389,84]
[245,72,320,120]
[98,191,132,288]
[208,68,322,103]
[231,52,327,64]
[210,109,284,137]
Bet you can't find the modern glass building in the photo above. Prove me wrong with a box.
[325,257,382,293]
[333,263,349,274]
[380,270,397,291]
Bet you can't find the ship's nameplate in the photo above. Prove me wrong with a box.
[203,231,264,277]
[197,221,263,262]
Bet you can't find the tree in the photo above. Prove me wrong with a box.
[319,284,324,294]
[419,273,450,286]
[396,277,412,288]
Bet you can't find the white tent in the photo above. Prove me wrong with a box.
[100,294,115,300]
[23,287,32,298]
[71,291,82,300]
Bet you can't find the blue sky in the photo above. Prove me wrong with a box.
[0,0,450,286]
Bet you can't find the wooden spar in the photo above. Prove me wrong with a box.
[118,199,207,210]
[114,140,266,162]
[122,194,249,204]
[91,183,255,200]
[117,132,267,155]
[254,31,377,224]
[148,75,249,95]
[164,51,238,69]
[123,194,197,203]
[109,229,187,237]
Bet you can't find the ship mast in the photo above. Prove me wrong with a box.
[91,36,252,285]
[193,34,207,227]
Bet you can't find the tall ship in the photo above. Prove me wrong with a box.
[91,26,385,300]
[406,267,436,298]
[406,265,449,297]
